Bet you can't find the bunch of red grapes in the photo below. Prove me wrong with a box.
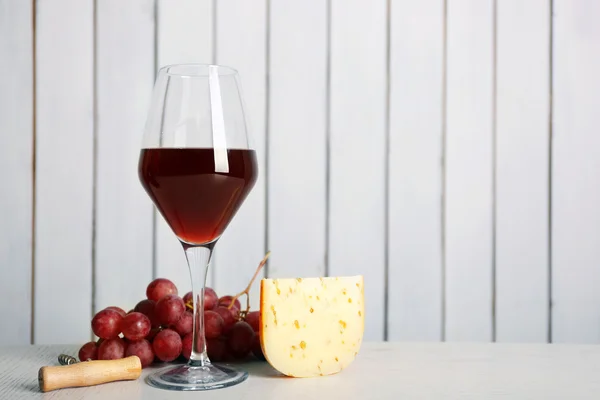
[78,278,263,368]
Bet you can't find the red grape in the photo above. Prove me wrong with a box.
[183,287,219,311]
[230,306,240,320]
[120,312,151,341]
[207,337,227,361]
[214,306,238,333]
[204,288,218,310]
[134,299,159,328]
[125,339,154,368]
[173,311,193,336]
[146,278,178,302]
[227,321,255,359]
[251,334,265,360]
[98,338,126,360]
[91,309,123,339]
[155,294,185,326]
[218,295,241,310]
[181,332,192,360]
[105,306,126,317]
[183,291,192,307]
[245,311,260,332]
[146,327,160,342]
[221,346,233,362]
[204,310,224,339]
[152,329,182,362]
[78,341,98,362]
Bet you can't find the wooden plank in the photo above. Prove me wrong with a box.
[213,0,267,310]
[0,0,33,345]
[552,0,600,343]
[387,0,444,341]
[328,0,387,341]
[4,343,600,399]
[95,0,155,312]
[156,0,213,67]
[34,0,94,344]
[445,0,494,341]
[495,0,550,343]
[268,0,328,279]
[155,0,213,293]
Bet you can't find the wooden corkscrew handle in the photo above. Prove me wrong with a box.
[38,356,142,392]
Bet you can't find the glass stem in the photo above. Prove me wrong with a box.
[183,243,215,367]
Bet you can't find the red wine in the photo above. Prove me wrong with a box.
[139,148,258,245]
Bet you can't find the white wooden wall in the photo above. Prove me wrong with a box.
[0,0,599,346]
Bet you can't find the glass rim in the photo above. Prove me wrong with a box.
[159,63,239,77]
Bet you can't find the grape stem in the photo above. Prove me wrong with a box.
[228,251,271,317]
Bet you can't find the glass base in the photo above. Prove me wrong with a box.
[146,362,248,391]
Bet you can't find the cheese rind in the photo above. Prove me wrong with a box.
[260,276,364,378]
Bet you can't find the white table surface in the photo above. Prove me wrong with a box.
[1,342,600,399]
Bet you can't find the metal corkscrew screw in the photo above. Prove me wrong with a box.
[57,354,78,365]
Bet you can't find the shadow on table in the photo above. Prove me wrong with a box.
[19,382,41,393]
[242,361,290,379]
[148,359,289,379]
[213,359,290,379]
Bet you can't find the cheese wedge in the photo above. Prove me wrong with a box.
[259,276,364,378]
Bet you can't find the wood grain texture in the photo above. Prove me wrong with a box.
[268,0,328,279]
[156,0,213,68]
[155,0,213,292]
[3,0,600,348]
[495,0,550,343]
[328,0,387,341]
[2,343,600,399]
[552,0,600,343]
[34,0,94,344]
[0,345,76,399]
[445,0,494,341]
[95,0,155,313]
[212,0,267,311]
[387,0,444,341]
[0,0,33,345]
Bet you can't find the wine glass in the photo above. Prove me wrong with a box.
[138,64,258,391]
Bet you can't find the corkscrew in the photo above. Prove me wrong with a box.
[57,354,78,365]
[40,355,142,392]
